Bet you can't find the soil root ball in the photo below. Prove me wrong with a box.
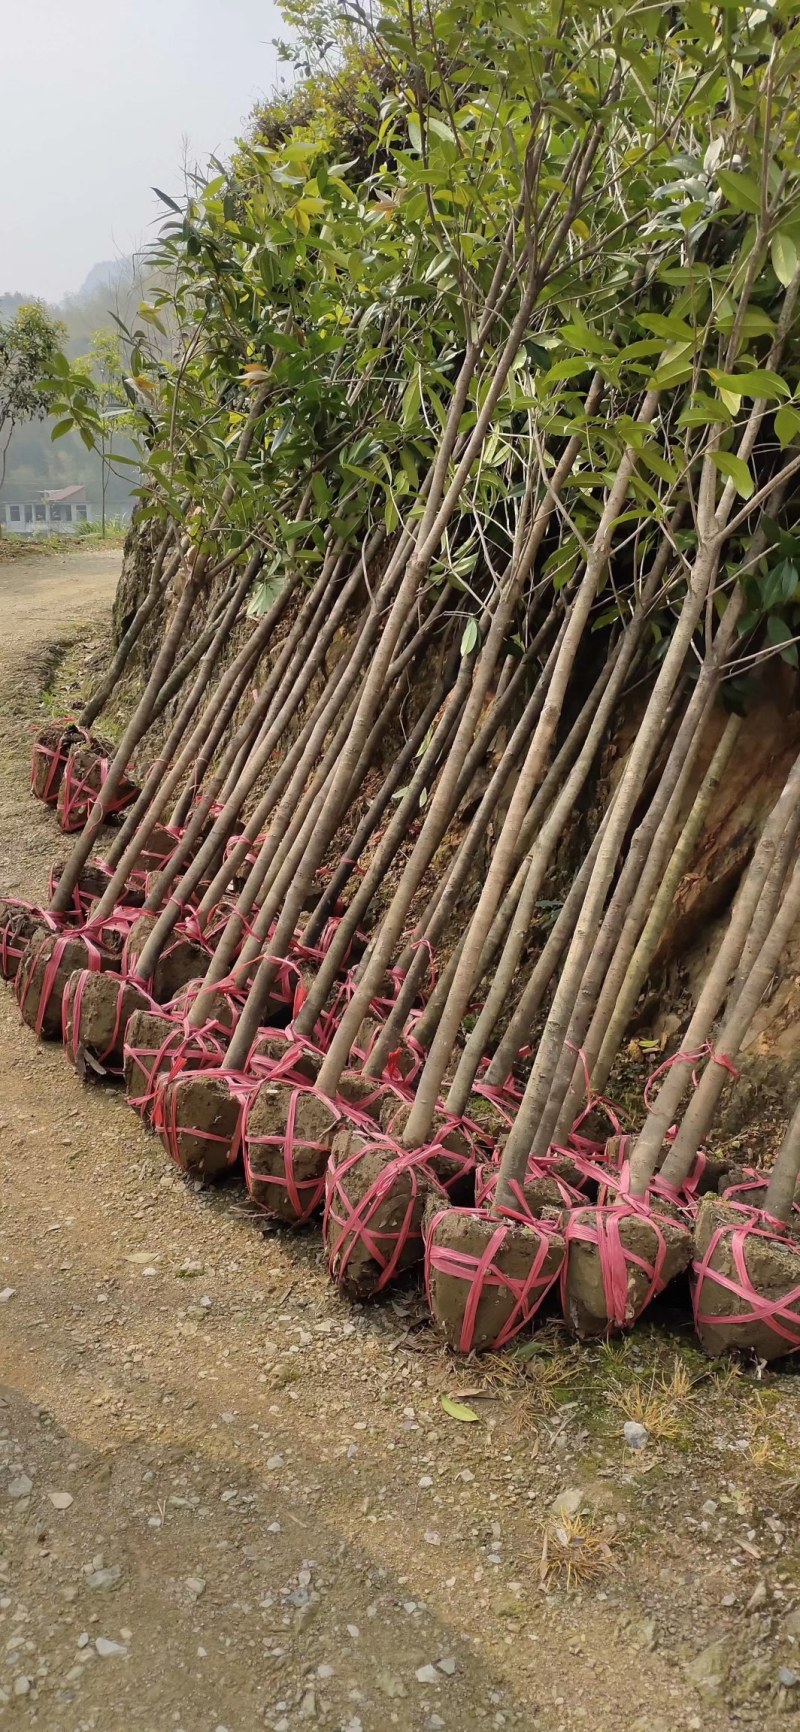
[475,1163,580,1222]
[63,970,156,1080]
[352,1015,421,1084]
[155,1068,254,1180]
[15,931,108,1040]
[30,721,103,805]
[561,1202,693,1340]
[47,857,127,918]
[379,1099,481,1200]
[248,1032,322,1084]
[0,899,56,983]
[123,1010,225,1122]
[324,1139,446,1301]
[169,977,244,1036]
[122,913,211,1003]
[692,1195,800,1361]
[244,1080,341,1224]
[425,1204,566,1353]
[56,744,139,833]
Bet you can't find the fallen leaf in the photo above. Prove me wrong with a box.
[440,1395,479,1423]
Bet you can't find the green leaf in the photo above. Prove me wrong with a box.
[637,313,697,343]
[716,168,762,214]
[712,451,754,499]
[440,1395,479,1423]
[460,617,479,657]
[775,405,800,448]
[50,419,74,440]
[152,185,182,213]
[407,112,422,154]
[427,114,456,143]
[708,369,790,402]
[767,614,799,667]
[771,231,798,289]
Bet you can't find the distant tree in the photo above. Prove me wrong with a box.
[74,329,134,536]
[0,302,66,488]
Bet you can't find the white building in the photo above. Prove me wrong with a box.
[0,485,94,535]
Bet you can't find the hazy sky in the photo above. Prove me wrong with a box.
[2,0,286,302]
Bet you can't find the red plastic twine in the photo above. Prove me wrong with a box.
[425,1206,564,1352]
[324,1140,440,1293]
[30,722,90,803]
[475,1162,582,1219]
[0,902,60,980]
[62,970,157,1075]
[155,1068,255,1173]
[243,1084,341,1223]
[692,1206,800,1350]
[16,931,102,1037]
[58,752,137,834]
[124,1022,226,1118]
[562,1201,671,1331]
[644,1043,740,1110]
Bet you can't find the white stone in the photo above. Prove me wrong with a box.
[95,1637,128,1658]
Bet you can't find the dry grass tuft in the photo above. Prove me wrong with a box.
[607,1355,695,1441]
[540,1511,619,1590]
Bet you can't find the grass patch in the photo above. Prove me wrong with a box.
[0,524,126,564]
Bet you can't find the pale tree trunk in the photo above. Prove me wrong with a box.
[764,1097,800,1224]
[588,709,743,1100]
[659,853,800,1188]
[401,389,662,1147]
[627,750,800,1193]
[485,810,614,1087]
[50,387,271,915]
[89,551,267,913]
[492,273,800,1208]
[544,705,743,1150]
[133,576,385,982]
[362,626,572,1076]
[445,536,673,1117]
[571,466,795,1105]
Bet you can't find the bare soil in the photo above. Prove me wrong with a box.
[2,549,800,1730]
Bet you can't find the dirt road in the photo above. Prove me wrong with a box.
[1,549,799,1731]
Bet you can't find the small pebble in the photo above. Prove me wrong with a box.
[95,1638,128,1658]
[623,1421,649,1450]
[7,1475,32,1500]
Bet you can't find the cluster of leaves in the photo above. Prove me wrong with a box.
[0,302,66,485]
[46,0,800,687]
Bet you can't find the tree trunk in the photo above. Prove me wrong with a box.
[627,747,800,1193]
[402,389,661,1148]
[659,853,800,1188]
[588,710,744,1099]
[764,1097,800,1224]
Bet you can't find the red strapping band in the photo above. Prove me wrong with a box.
[425,1206,564,1351]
